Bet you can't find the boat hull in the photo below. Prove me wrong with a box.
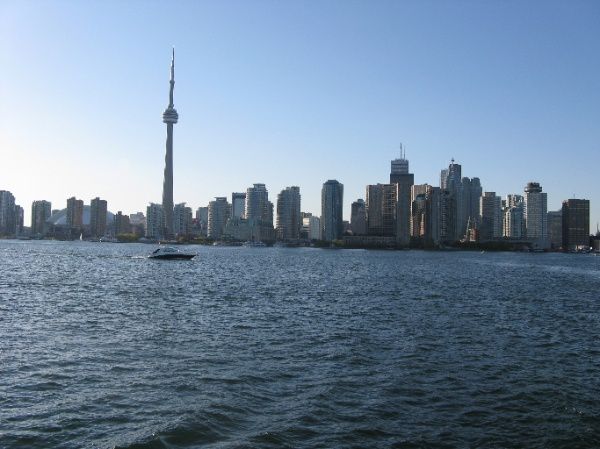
[148,254,195,260]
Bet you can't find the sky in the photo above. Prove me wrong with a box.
[1,0,599,229]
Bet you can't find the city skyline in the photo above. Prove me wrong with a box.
[1,1,599,227]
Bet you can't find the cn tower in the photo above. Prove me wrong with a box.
[162,48,178,238]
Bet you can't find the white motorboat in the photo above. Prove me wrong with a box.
[148,246,196,260]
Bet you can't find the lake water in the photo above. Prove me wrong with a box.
[1,240,600,448]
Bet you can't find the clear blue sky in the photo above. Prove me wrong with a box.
[1,0,599,228]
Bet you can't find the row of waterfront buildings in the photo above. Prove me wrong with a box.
[0,155,594,251]
[1,53,593,251]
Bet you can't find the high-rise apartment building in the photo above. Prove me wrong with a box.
[562,199,590,250]
[547,210,562,250]
[90,197,108,238]
[0,191,17,236]
[15,205,24,236]
[503,201,524,239]
[321,180,344,241]
[31,200,52,237]
[480,192,502,241]
[390,151,414,245]
[366,184,396,237]
[114,211,131,236]
[173,203,193,237]
[195,206,208,236]
[66,197,84,233]
[524,182,548,247]
[145,203,164,239]
[276,186,301,240]
[232,193,246,219]
[350,199,367,235]
[208,197,230,240]
[245,184,272,225]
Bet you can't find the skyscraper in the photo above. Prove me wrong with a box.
[276,186,301,240]
[173,203,193,237]
[31,200,52,237]
[503,195,524,239]
[162,49,178,239]
[350,199,367,235]
[146,203,164,239]
[114,211,131,236]
[390,149,414,245]
[547,210,562,249]
[0,190,16,236]
[208,197,230,239]
[524,182,548,247]
[562,199,590,250]
[366,184,396,237]
[245,184,271,224]
[90,197,108,238]
[321,180,344,242]
[440,159,463,241]
[66,197,84,235]
[479,192,502,241]
[232,193,246,219]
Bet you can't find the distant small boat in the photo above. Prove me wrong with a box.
[243,241,266,247]
[148,246,195,260]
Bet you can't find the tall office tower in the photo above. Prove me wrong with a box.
[232,192,246,219]
[350,199,367,235]
[440,159,462,190]
[207,197,230,239]
[162,49,179,239]
[366,184,397,237]
[440,159,462,241]
[439,189,456,243]
[469,177,482,219]
[425,186,441,245]
[524,182,548,246]
[245,184,271,223]
[31,200,52,236]
[0,190,16,236]
[459,177,482,239]
[114,211,131,236]
[390,150,414,245]
[145,203,164,239]
[321,179,344,241]
[276,186,301,240]
[173,203,193,237]
[66,197,84,232]
[562,199,590,250]
[90,197,108,238]
[547,210,562,250]
[480,192,502,241]
[411,193,427,238]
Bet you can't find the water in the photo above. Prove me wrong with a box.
[1,240,600,448]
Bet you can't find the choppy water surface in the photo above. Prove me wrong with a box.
[1,240,600,448]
